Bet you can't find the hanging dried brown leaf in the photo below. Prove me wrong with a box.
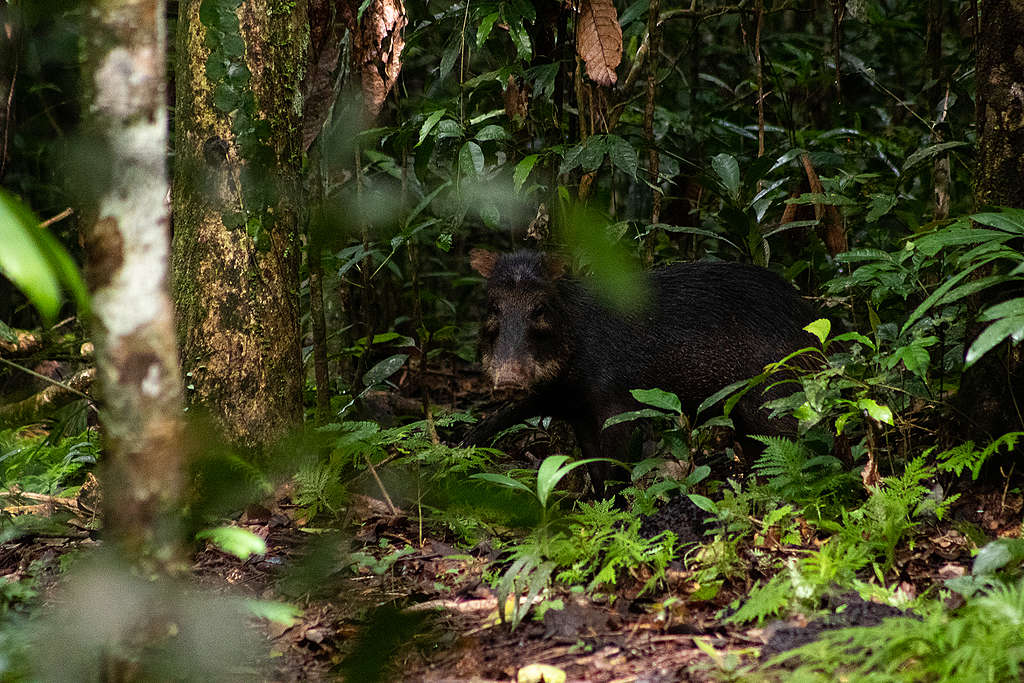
[503,74,529,126]
[354,0,407,119]
[576,0,622,87]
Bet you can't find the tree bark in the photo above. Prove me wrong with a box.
[172,0,307,447]
[82,0,185,567]
[960,0,1024,438]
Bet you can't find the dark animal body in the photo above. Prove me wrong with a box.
[468,249,816,495]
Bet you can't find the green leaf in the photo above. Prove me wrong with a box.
[711,153,741,202]
[803,319,831,345]
[901,141,969,173]
[865,193,897,222]
[857,398,893,425]
[245,599,304,626]
[901,258,996,335]
[470,472,536,498]
[196,526,267,560]
[605,135,638,179]
[966,315,1024,368]
[696,378,750,417]
[475,124,508,141]
[603,408,669,430]
[362,354,408,387]
[979,297,1024,321]
[687,494,717,514]
[459,141,485,177]
[970,209,1024,235]
[514,155,539,192]
[0,190,88,322]
[578,135,606,172]
[630,388,682,414]
[508,19,532,61]
[650,224,742,253]
[536,455,573,507]
[899,343,931,380]
[831,331,877,351]
[416,109,446,147]
[972,538,1024,575]
[476,11,500,46]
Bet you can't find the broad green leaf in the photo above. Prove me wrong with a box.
[803,319,831,345]
[196,526,267,560]
[696,378,749,416]
[901,258,996,336]
[711,153,741,202]
[416,109,446,147]
[767,147,808,174]
[536,455,573,507]
[362,353,408,387]
[476,11,500,46]
[979,297,1024,321]
[687,494,717,514]
[475,124,508,141]
[899,343,931,380]
[857,398,893,425]
[651,224,741,253]
[901,141,969,173]
[865,193,897,222]
[831,331,876,351]
[913,227,1011,257]
[685,465,712,487]
[514,155,539,192]
[508,20,532,61]
[972,538,1024,575]
[459,141,485,177]
[0,190,87,322]
[603,408,669,430]
[470,472,536,498]
[578,135,606,172]
[245,599,303,626]
[606,134,638,179]
[630,388,682,414]
[834,411,852,435]
[965,315,1024,368]
[968,209,1024,235]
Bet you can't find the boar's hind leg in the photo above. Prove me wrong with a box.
[575,416,633,498]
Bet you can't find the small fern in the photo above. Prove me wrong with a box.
[751,435,853,504]
[766,578,1024,681]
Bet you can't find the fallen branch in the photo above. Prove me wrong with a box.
[0,367,95,425]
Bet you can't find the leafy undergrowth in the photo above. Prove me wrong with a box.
[0,428,1021,682]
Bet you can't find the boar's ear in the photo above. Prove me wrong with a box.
[470,249,498,278]
[543,254,567,280]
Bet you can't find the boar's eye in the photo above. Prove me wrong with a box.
[529,303,546,319]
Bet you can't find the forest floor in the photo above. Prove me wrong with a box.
[2,445,1020,681]
[2,370,1022,681]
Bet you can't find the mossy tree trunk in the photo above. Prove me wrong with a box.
[960,0,1024,438]
[82,0,185,568]
[172,0,307,446]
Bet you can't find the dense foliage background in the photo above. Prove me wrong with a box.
[1,0,1023,679]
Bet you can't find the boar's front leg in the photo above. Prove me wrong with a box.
[460,394,549,448]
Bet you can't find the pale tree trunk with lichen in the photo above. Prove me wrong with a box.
[82,0,185,568]
[172,0,307,447]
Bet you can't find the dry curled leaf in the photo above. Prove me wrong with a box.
[576,0,622,87]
